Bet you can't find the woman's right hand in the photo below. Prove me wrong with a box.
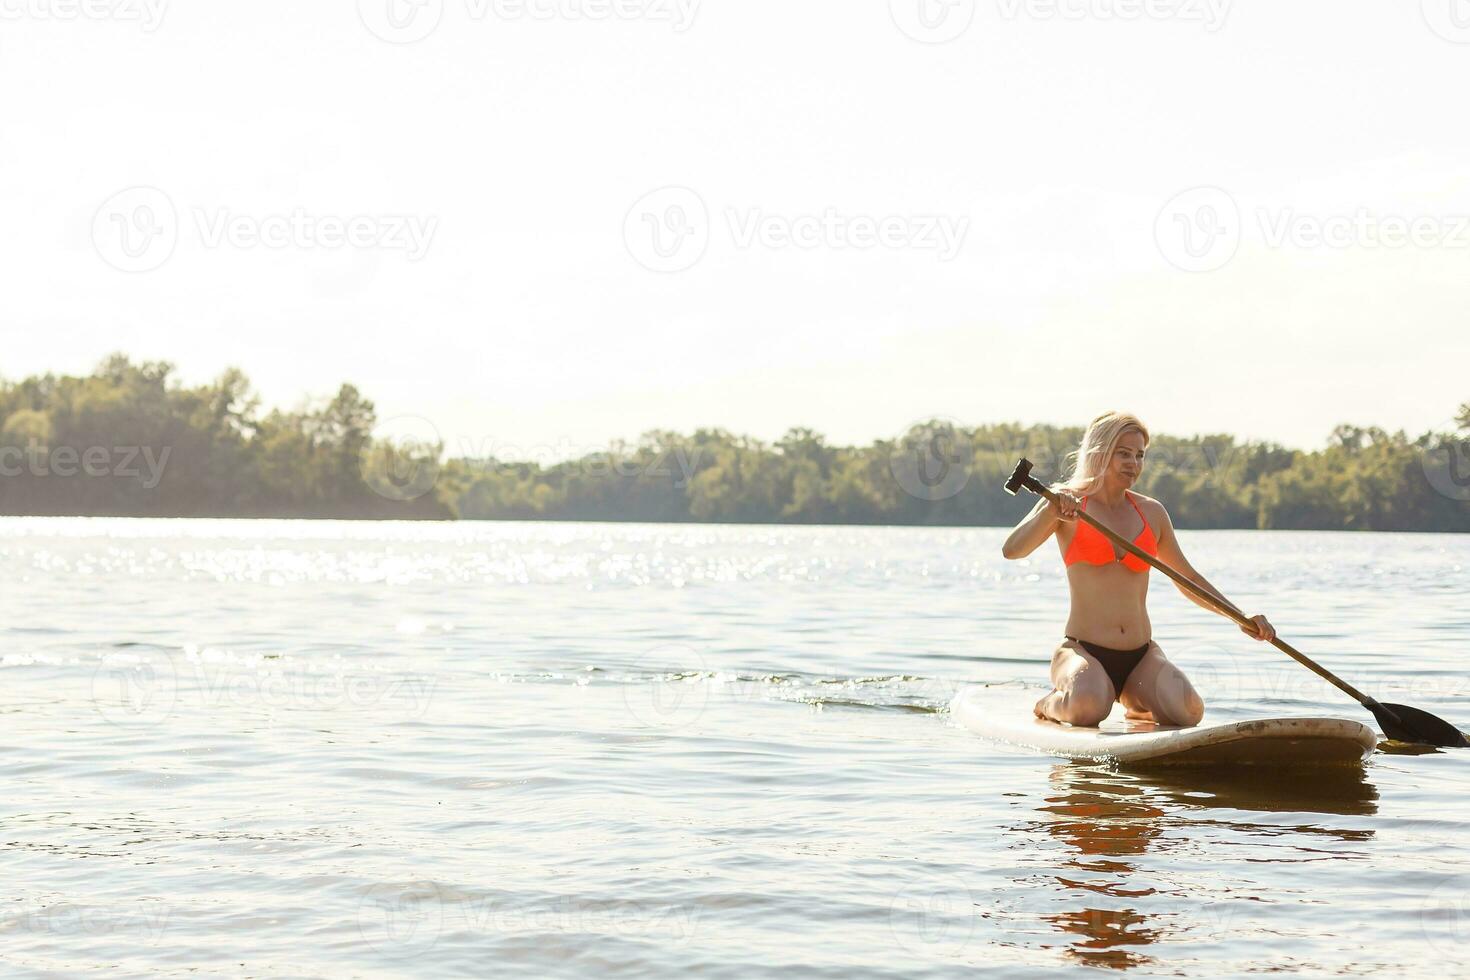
[1052,491,1081,522]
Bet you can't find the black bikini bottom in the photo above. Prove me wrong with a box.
[1065,635,1151,696]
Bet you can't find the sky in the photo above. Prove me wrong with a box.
[3,0,1469,462]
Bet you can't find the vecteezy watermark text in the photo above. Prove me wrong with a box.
[889,0,1229,43]
[357,0,700,44]
[0,442,169,488]
[726,209,969,261]
[356,882,700,954]
[0,0,169,30]
[93,187,437,273]
[3,900,171,941]
[1257,209,1470,250]
[466,0,698,27]
[194,208,436,260]
[455,436,702,487]
[91,647,438,728]
[1156,186,1470,272]
[358,420,705,504]
[994,0,1230,30]
[625,187,970,273]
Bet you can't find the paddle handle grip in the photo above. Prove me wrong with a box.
[1022,477,1383,711]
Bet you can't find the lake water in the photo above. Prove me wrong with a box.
[1,518,1468,977]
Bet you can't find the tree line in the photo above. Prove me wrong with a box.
[3,355,1467,531]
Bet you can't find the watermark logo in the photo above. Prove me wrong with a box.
[889,874,976,955]
[1421,0,1470,43]
[92,187,437,272]
[889,417,974,502]
[1422,878,1470,956]
[890,0,976,43]
[93,186,178,273]
[624,186,710,273]
[1145,641,1241,715]
[91,650,179,727]
[622,644,710,731]
[1155,186,1240,273]
[0,0,169,30]
[361,416,444,502]
[358,0,444,43]
[358,882,446,953]
[1419,422,1470,502]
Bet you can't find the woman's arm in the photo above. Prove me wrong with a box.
[1001,492,1077,559]
[1152,502,1277,641]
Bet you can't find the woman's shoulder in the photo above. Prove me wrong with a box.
[1128,491,1170,523]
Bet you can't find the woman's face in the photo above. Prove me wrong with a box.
[1110,430,1147,485]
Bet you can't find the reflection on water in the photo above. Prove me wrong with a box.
[1124,764,1380,817]
[1,520,1466,976]
[1377,739,1450,757]
[1011,763,1380,969]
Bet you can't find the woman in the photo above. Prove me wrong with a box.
[1001,412,1277,728]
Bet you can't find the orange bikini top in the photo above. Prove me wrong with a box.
[1063,493,1158,573]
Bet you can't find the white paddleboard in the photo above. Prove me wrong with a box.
[950,686,1377,767]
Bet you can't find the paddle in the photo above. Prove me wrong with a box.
[1004,458,1469,748]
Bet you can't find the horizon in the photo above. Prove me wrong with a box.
[6,3,1469,461]
[3,354,1459,466]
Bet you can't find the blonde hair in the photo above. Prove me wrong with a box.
[1051,412,1151,496]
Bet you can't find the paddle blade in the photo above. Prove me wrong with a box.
[1370,702,1469,748]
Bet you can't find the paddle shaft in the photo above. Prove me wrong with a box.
[1024,479,1388,712]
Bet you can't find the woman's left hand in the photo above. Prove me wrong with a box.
[1241,615,1276,642]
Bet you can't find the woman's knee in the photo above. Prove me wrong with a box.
[1123,647,1204,727]
[1043,645,1117,726]
[1051,687,1113,726]
[1156,671,1205,726]
[1173,688,1205,727]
